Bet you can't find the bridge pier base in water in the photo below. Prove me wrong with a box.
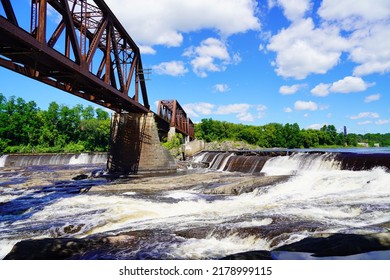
[107,112,176,174]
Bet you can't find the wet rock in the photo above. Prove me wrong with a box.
[88,171,254,194]
[274,233,390,257]
[72,174,89,180]
[221,250,272,260]
[204,175,290,195]
[64,224,85,234]
[3,238,99,260]
[91,169,106,178]
[3,232,141,260]
[175,227,215,240]
[3,229,178,260]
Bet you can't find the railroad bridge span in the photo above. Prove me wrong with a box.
[0,0,194,173]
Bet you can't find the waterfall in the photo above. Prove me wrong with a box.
[0,153,107,168]
[209,153,234,170]
[0,155,8,168]
[192,150,390,174]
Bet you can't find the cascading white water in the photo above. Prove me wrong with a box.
[209,153,234,170]
[0,155,8,168]
[218,153,234,171]
[0,153,107,168]
[1,150,389,259]
[193,152,208,163]
[69,153,107,165]
[261,152,341,175]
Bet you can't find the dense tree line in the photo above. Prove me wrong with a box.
[195,118,390,148]
[0,93,110,153]
[1,94,389,154]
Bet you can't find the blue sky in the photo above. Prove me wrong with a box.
[1,0,389,134]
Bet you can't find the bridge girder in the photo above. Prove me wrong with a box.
[0,0,149,113]
[157,100,194,140]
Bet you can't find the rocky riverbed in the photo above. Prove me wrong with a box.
[1,157,390,260]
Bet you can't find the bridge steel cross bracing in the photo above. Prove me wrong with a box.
[157,100,194,140]
[0,0,150,113]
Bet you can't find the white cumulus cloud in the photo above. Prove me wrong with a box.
[350,112,380,120]
[267,0,390,79]
[350,23,390,76]
[311,83,331,97]
[364,94,381,103]
[267,18,350,79]
[105,0,260,48]
[216,103,251,115]
[213,84,230,93]
[183,102,266,122]
[318,0,390,24]
[330,76,374,93]
[139,45,156,55]
[152,61,188,76]
[183,102,215,118]
[294,100,318,111]
[274,0,311,22]
[279,84,305,95]
[184,38,241,77]
[311,76,375,97]
[319,0,390,76]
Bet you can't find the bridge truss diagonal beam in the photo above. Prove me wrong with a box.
[157,100,194,140]
[0,0,149,113]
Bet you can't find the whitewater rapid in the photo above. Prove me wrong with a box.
[0,151,389,259]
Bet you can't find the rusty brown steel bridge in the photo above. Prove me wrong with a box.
[0,0,194,140]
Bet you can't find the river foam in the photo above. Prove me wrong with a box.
[1,150,389,259]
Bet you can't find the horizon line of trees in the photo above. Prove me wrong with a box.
[195,118,390,148]
[1,94,389,154]
[0,93,111,154]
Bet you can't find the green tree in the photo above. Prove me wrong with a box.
[57,104,82,143]
[79,118,110,151]
[346,134,358,147]
[82,105,95,120]
[263,123,286,148]
[283,123,302,148]
[195,118,227,142]
[96,108,110,120]
[237,126,261,145]
[300,129,320,148]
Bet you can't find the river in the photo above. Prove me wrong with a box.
[0,148,389,259]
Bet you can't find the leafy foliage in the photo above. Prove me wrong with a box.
[195,118,390,148]
[1,93,389,154]
[0,93,110,153]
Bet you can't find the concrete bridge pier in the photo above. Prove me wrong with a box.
[107,112,177,174]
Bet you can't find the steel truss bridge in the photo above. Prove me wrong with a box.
[0,0,194,139]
